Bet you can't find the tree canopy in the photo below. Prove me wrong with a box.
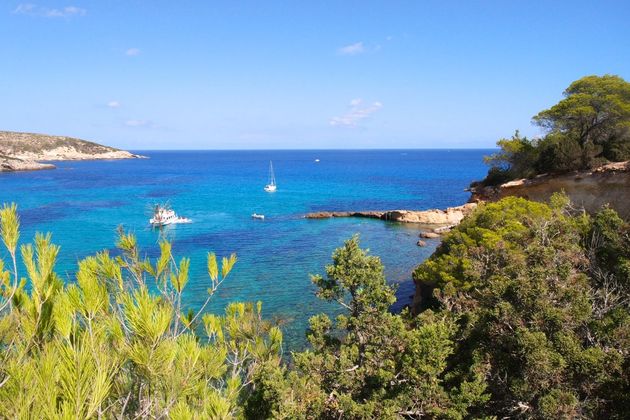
[534,75,630,163]
[481,75,630,186]
[413,195,630,418]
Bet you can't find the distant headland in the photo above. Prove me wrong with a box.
[0,131,144,172]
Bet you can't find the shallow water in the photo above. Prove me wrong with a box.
[0,149,490,348]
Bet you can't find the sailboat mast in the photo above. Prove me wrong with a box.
[269,161,276,185]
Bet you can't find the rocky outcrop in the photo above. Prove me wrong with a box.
[470,161,630,219]
[0,154,55,172]
[0,131,144,172]
[306,211,384,220]
[305,203,478,225]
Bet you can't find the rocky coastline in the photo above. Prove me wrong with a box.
[305,203,478,226]
[0,155,56,172]
[0,131,144,172]
[307,163,630,317]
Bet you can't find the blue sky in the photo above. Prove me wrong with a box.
[1,1,629,150]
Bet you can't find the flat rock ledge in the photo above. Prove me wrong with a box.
[305,203,477,225]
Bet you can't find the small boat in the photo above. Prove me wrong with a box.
[314,158,320,163]
[252,213,265,220]
[264,160,277,192]
[149,205,192,227]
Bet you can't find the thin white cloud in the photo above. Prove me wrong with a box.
[124,119,151,128]
[330,99,383,127]
[338,42,365,56]
[125,48,141,56]
[13,4,86,18]
[107,101,121,108]
[13,4,35,14]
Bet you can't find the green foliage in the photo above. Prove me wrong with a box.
[1,197,629,418]
[481,75,630,186]
[257,236,487,419]
[534,75,630,158]
[482,130,541,184]
[413,194,630,418]
[0,203,282,419]
[535,132,585,173]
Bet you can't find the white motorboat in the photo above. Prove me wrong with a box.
[264,160,277,192]
[149,205,192,227]
[252,213,265,220]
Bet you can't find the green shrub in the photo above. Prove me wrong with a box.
[0,203,282,418]
[413,195,630,418]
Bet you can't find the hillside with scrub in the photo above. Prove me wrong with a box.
[0,131,141,172]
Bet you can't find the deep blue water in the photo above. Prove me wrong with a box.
[0,150,490,348]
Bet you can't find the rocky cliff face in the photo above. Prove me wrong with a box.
[470,161,630,219]
[0,131,143,172]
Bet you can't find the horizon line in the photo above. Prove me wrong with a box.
[127,147,499,152]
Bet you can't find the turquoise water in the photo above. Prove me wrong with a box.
[0,150,490,348]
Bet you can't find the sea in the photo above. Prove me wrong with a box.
[0,149,491,349]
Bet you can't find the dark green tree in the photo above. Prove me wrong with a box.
[481,130,541,185]
[479,74,630,186]
[254,236,487,419]
[413,195,630,418]
[534,74,630,167]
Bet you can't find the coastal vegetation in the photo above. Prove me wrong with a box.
[1,195,628,418]
[2,73,630,415]
[480,75,630,186]
[0,203,282,418]
[412,195,630,418]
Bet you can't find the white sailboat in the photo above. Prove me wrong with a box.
[264,160,277,192]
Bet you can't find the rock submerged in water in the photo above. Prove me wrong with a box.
[416,240,427,247]
[419,232,440,239]
[433,225,456,234]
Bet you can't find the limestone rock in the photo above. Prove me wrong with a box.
[469,161,630,219]
[305,203,478,226]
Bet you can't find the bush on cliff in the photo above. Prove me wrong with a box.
[413,195,630,418]
[482,74,630,186]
